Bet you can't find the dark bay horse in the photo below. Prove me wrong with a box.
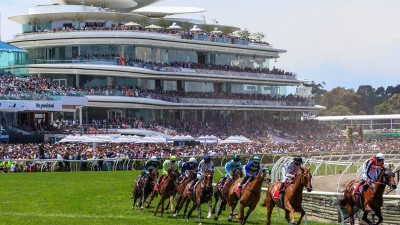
[340,168,396,225]
[228,167,270,225]
[174,170,197,217]
[212,168,243,221]
[154,166,180,217]
[265,166,313,225]
[184,170,214,225]
[132,166,158,210]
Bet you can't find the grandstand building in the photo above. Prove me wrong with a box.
[6,0,324,130]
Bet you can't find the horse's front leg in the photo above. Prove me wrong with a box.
[169,194,175,213]
[374,208,383,225]
[212,192,219,214]
[296,207,306,225]
[242,207,254,225]
[207,200,212,219]
[197,201,203,225]
[362,210,373,225]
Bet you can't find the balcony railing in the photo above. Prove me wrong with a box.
[27,58,297,81]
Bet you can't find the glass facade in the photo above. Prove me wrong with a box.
[0,50,28,75]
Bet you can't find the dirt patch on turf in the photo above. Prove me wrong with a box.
[312,173,357,192]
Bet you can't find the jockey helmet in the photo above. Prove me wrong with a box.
[203,155,211,163]
[252,156,261,163]
[150,156,158,161]
[189,157,197,164]
[233,154,241,162]
[376,153,384,160]
[170,155,177,162]
[294,156,303,165]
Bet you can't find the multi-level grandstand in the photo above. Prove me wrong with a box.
[3,0,324,139]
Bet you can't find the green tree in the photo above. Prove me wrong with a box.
[252,32,265,41]
[201,23,214,33]
[136,17,150,28]
[303,81,327,105]
[324,105,354,116]
[180,21,193,30]
[356,85,376,115]
[320,87,362,115]
[156,18,170,29]
[375,86,385,97]
[237,28,251,38]
[220,26,234,35]
[374,101,394,114]
[112,12,128,26]
[72,13,86,29]
[28,17,41,32]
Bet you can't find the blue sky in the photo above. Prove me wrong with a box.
[1,0,400,91]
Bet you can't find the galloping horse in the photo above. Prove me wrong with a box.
[154,166,180,217]
[175,170,197,214]
[340,168,397,225]
[212,168,243,221]
[177,170,213,225]
[132,166,158,210]
[228,167,270,225]
[265,166,313,225]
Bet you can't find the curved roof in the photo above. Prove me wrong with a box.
[53,0,164,12]
[0,41,26,52]
[133,6,206,17]
[315,114,400,122]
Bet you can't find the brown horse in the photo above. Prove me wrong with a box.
[228,167,271,225]
[179,170,213,225]
[174,170,197,217]
[265,166,313,225]
[132,166,158,210]
[212,168,244,221]
[154,166,180,217]
[340,168,397,225]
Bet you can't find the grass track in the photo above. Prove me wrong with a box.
[0,171,337,225]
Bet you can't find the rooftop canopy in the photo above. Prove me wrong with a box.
[0,41,27,52]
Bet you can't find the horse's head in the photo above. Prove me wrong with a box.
[203,170,213,188]
[301,166,313,192]
[188,170,197,179]
[383,168,397,189]
[147,166,158,180]
[233,168,244,179]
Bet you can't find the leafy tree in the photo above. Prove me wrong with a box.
[324,105,353,116]
[237,28,251,38]
[72,13,86,29]
[320,87,361,115]
[356,85,376,115]
[112,12,128,26]
[156,18,170,29]
[375,86,385,97]
[220,26,234,35]
[201,23,214,33]
[136,17,150,28]
[180,21,193,30]
[252,32,265,41]
[303,81,327,105]
[374,101,394,114]
[28,17,41,32]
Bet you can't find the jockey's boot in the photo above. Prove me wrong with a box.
[188,178,198,195]
[235,186,242,195]
[354,180,365,195]
[279,182,285,194]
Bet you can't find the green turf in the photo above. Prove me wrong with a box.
[0,170,337,225]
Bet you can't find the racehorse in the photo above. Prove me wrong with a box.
[265,166,313,225]
[132,166,158,210]
[340,167,397,225]
[175,170,197,215]
[176,170,213,225]
[154,166,180,217]
[228,167,270,225]
[212,168,244,221]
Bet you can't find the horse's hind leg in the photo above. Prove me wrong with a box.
[265,193,275,225]
[146,190,157,208]
[207,200,212,219]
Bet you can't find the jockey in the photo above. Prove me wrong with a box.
[189,155,214,193]
[155,155,178,190]
[221,154,242,184]
[181,157,198,178]
[354,153,385,195]
[236,156,261,195]
[279,156,303,194]
[138,156,159,181]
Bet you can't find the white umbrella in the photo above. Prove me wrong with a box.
[211,27,222,34]
[190,25,202,32]
[167,22,181,30]
[125,22,140,27]
[145,24,162,29]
